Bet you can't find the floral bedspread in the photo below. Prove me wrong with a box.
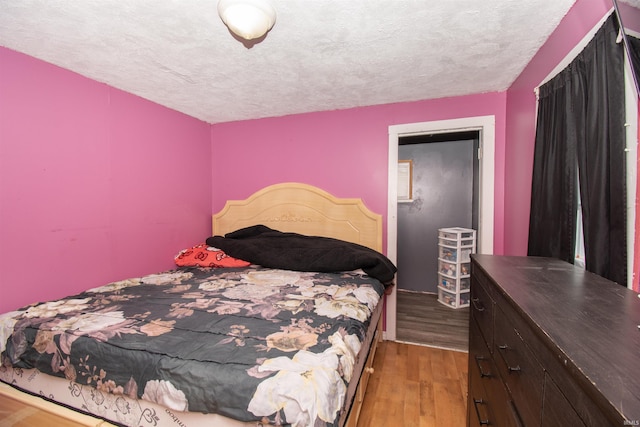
[0,266,384,427]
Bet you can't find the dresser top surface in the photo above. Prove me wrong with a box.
[472,254,640,421]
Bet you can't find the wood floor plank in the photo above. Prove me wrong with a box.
[433,379,467,426]
[403,380,421,425]
[453,350,470,398]
[417,346,433,384]
[406,344,420,380]
[441,350,462,382]
[419,379,436,426]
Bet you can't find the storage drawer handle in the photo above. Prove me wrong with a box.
[497,344,521,373]
[471,297,486,312]
[474,355,492,378]
[473,398,490,425]
[508,399,525,427]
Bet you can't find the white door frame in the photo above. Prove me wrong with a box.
[385,116,496,341]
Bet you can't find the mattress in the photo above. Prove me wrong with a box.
[0,265,385,427]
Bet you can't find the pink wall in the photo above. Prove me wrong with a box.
[211,92,507,255]
[618,1,640,33]
[0,47,212,313]
[503,0,614,254]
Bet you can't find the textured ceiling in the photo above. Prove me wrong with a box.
[0,0,581,124]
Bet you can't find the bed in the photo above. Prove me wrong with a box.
[0,182,395,427]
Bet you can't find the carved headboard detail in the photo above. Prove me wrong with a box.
[212,182,382,252]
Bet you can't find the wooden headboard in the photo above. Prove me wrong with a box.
[212,182,382,252]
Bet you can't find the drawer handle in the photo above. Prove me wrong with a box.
[497,344,522,373]
[473,398,490,425]
[474,355,492,378]
[508,399,525,427]
[471,297,486,312]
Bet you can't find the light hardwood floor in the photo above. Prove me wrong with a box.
[0,393,110,427]
[357,340,468,427]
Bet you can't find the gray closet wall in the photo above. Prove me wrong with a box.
[397,137,477,293]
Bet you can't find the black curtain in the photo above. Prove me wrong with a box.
[528,14,627,286]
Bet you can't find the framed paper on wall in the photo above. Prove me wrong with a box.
[398,160,413,201]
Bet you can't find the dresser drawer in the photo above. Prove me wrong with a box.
[469,321,499,427]
[469,319,516,427]
[468,363,493,427]
[493,305,544,426]
[541,374,586,427]
[470,267,494,350]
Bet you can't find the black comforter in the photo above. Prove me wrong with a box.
[206,225,397,284]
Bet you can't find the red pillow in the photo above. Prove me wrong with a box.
[175,244,250,268]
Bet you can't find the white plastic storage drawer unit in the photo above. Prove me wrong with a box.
[437,227,476,308]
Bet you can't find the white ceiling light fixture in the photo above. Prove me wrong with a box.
[217,0,276,41]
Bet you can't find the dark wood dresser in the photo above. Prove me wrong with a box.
[467,255,640,426]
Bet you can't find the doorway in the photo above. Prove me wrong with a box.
[395,132,479,350]
[397,132,479,294]
[385,116,495,341]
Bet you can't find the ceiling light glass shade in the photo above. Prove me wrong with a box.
[218,0,276,40]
